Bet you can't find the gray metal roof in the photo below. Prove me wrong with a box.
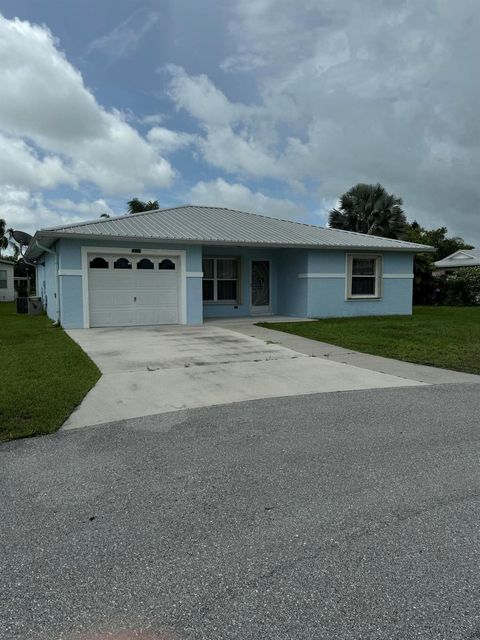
[434,249,480,269]
[26,205,433,259]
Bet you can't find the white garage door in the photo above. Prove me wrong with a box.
[88,254,180,327]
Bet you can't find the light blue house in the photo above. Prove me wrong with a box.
[25,206,431,329]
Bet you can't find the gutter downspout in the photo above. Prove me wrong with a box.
[35,239,61,325]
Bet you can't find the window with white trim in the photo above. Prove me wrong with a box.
[202,257,240,302]
[347,255,382,299]
[0,269,7,289]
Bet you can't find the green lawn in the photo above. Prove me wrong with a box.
[0,303,100,442]
[260,306,480,375]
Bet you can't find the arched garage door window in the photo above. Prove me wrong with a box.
[159,259,175,270]
[114,257,132,270]
[89,257,109,269]
[137,258,154,270]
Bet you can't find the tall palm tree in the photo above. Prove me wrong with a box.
[127,198,159,214]
[329,183,407,239]
[0,218,8,257]
[6,228,20,259]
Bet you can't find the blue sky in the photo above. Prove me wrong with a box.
[0,0,479,244]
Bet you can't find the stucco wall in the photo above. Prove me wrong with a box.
[202,246,279,318]
[276,249,309,317]
[36,248,59,321]
[0,262,15,302]
[201,248,414,320]
[306,251,414,317]
[38,239,416,327]
[56,238,203,328]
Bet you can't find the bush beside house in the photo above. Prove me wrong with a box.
[438,267,480,305]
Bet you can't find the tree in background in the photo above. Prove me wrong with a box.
[329,184,475,304]
[127,198,159,214]
[329,183,407,239]
[0,218,8,257]
[0,220,20,259]
[404,222,473,304]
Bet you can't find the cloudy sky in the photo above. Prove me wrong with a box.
[0,0,479,243]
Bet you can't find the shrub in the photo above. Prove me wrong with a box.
[445,267,480,305]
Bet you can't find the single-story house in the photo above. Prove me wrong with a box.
[0,258,15,302]
[25,205,432,329]
[434,249,480,272]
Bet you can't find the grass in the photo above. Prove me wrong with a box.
[260,306,480,375]
[0,303,100,442]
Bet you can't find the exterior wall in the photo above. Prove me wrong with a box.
[202,246,279,318]
[60,275,83,328]
[202,248,413,320]
[36,248,59,321]
[305,251,414,317]
[0,262,14,302]
[276,249,309,317]
[56,238,203,328]
[36,239,416,327]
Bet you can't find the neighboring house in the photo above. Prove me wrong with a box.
[434,249,480,272]
[25,205,433,329]
[0,258,15,302]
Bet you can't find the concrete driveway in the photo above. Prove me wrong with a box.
[64,322,426,429]
[3,383,480,639]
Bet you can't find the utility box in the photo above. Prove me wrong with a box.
[28,297,43,315]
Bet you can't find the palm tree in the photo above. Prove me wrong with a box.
[6,228,20,259]
[0,218,8,257]
[127,198,159,214]
[329,183,407,239]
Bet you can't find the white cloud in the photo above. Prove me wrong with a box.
[87,9,161,62]
[0,133,75,189]
[166,65,284,180]
[220,52,267,73]
[49,198,114,218]
[189,178,306,220]
[0,15,175,195]
[147,127,197,154]
[166,1,480,243]
[0,188,102,236]
[142,114,166,125]
[166,64,251,126]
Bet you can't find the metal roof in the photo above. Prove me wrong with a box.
[434,249,480,269]
[26,205,433,259]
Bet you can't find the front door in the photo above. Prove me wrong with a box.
[251,260,271,314]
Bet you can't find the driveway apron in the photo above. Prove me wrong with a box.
[63,324,425,429]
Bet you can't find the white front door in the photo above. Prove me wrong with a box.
[88,254,180,327]
[250,260,271,315]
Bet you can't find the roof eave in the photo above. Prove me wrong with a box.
[25,230,434,256]
[435,261,480,268]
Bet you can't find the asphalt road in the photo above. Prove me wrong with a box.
[2,383,480,640]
